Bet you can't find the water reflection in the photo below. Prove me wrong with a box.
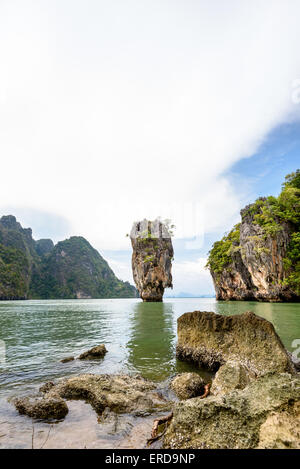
[213,300,300,351]
[126,302,176,381]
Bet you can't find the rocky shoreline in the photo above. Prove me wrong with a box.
[10,311,300,449]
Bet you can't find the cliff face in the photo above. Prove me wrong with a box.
[207,171,300,302]
[0,215,136,300]
[31,236,136,299]
[0,215,40,299]
[130,219,173,302]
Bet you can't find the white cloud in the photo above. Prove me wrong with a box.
[171,257,214,296]
[106,257,134,284]
[0,0,300,256]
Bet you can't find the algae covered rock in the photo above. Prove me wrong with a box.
[14,396,68,420]
[130,219,173,302]
[78,345,107,360]
[45,373,168,415]
[176,310,294,376]
[163,372,300,449]
[210,361,252,396]
[39,381,55,393]
[61,356,75,363]
[170,373,205,400]
[257,401,300,449]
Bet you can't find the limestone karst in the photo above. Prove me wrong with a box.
[130,219,173,302]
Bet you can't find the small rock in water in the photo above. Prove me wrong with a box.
[61,356,75,363]
[39,381,55,393]
[170,373,205,400]
[78,345,107,360]
[14,396,68,420]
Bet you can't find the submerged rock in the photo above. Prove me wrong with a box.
[61,356,75,363]
[130,219,173,302]
[14,396,68,420]
[170,373,205,400]
[176,310,294,376]
[78,345,107,360]
[44,374,169,416]
[163,372,300,449]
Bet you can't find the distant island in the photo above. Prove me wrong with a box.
[0,215,136,300]
[164,293,215,298]
[206,170,300,302]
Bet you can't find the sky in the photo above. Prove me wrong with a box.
[0,0,300,295]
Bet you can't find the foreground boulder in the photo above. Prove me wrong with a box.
[78,345,107,360]
[170,373,205,400]
[164,372,300,449]
[43,374,169,415]
[176,311,294,376]
[14,396,68,420]
[130,219,173,302]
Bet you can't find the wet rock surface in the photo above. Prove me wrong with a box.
[176,310,294,376]
[78,345,107,360]
[14,396,68,420]
[61,356,75,363]
[170,373,205,400]
[210,360,252,396]
[130,219,173,302]
[164,372,300,449]
[44,374,169,416]
[257,401,300,449]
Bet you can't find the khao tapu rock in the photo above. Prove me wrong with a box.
[130,219,173,302]
[176,311,295,376]
[206,170,300,302]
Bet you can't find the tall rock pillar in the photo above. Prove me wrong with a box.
[130,219,173,302]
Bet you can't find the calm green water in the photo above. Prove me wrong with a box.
[0,298,299,399]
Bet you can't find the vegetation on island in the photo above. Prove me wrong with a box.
[0,216,136,300]
[206,170,300,295]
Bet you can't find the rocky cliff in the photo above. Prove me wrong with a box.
[31,236,136,299]
[0,215,136,300]
[0,215,40,299]
[130,219,173,301]
[207,170,300,301]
